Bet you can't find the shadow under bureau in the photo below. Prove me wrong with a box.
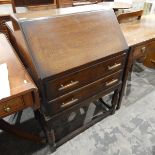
[8,6,129,150]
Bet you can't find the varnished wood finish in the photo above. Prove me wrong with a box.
[0,0,57,13]
[143,40,155,69]
[11,0,57,13]
[47,70,123,115]
[10,5,110,30]
[121,14,155,47]
[0,0,11,4]
[0,33,44,143]
[8,6,128,149]
[132,43,148,61]
[117,10,143,23]
[0,33,39,109]
[57,0,72,7]
[120,13,155,66]
[12,30,39,82]
[117,12,155,109]
[45,54,126,100]
[0,96,24,117]
[19,8,128,79]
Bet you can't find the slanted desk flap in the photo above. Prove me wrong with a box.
[19,6,128,80]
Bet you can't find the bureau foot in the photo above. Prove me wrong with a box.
[48,144,57,153]
[111,90,119,114]
[34,110,56,149]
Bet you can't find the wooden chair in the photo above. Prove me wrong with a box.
[117,10,143,23]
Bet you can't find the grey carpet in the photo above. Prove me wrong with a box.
[0,62,155,155]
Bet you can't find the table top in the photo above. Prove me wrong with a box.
[121,13,155,47]
[98,2,132,9]
[0,33,37,102]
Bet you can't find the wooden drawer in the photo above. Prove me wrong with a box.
[45,54,126,101]
[133,44,148,60]
[58,0,73,7]
[0,97,25,118]
[143,41,155,69]
[47,70,122,115]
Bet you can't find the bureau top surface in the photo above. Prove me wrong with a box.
[0,33,37,101]
[20,8,128,79]
[121,13,155,47]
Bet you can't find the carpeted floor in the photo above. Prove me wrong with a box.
[0,62,155,155]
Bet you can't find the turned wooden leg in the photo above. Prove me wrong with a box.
[34,110,56,151]
[0,118,44,144]
[126,64,133,96]
[111,90,119,114]
[117,48,133,110]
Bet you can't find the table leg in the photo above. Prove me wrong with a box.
[0,117,44,144]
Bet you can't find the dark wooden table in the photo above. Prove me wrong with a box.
[117,13,155,109]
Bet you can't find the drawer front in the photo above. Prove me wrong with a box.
[59,0,73,7]
[133,44,148,60]
[48,70,122,115]
[143,41,155,69]
[45,54,126,101]
[0,97,25,118]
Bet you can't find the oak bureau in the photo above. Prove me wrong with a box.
[4,5,128,150]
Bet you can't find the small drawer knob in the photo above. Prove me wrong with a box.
[4,106,11,112]
[141,47,146,53]
[151,59,155,65]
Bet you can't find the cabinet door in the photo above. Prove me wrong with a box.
[143,41,155,69]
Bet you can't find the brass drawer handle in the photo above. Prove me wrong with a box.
[59,81,79,91]
[141,47,146,54]
[3,106,11,112]
[61,98,78,108]
[108,63,121,70]
[151,59,155,64]
[106,79,118,87]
